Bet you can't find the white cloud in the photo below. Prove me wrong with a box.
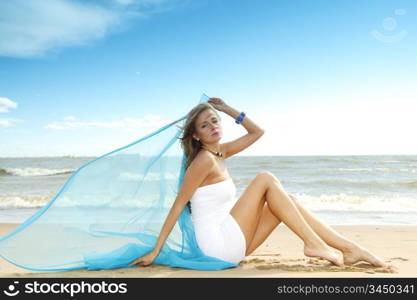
[0,0,176,58]
[0,97,22,127]
[63,116,76,121]
[0,97,18,113]
[44,113,170,132]
[0,118,24,128]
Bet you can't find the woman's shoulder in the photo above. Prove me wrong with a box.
[190,150,216,169]
[194,150,214,162]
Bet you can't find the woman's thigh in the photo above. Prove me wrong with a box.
[229,172,276,249]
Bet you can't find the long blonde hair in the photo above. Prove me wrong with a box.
[178,103,221,212]
[178,103,221,170]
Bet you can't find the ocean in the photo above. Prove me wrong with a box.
[0,155,416,225]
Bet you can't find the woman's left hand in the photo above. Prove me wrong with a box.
[208,97,228,112]
[128,250,158,267]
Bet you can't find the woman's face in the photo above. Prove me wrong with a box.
[193,109,222,143]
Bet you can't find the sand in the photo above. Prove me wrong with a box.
[0,223,415,278]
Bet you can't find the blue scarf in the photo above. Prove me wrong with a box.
[0,94,237,272]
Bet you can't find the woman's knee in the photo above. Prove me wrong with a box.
[256,171,282,186]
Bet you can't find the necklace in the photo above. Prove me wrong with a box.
[202,146,223,157]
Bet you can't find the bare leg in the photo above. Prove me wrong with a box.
[245,202,282,255]
[287,193,387,267]
[230,172,343,266]
[264,179,344,266]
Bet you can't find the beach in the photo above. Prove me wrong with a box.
[1,223,414,278]
[1,155,416,278]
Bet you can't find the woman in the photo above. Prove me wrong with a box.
[129,97,387,268]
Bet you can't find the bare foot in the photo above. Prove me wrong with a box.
[342,244,387,267]
[304,244,344,266]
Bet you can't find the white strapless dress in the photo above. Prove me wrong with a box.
[190,178,246,265]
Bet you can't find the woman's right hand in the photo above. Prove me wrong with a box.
[208,97,228,112]
[128,250,158,267]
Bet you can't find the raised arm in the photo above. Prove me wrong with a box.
[129,152,215,267]
[209,98,265,158]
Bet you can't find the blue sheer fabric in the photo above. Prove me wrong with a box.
[0,94,237,272]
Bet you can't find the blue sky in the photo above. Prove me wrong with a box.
[1,0,416,157]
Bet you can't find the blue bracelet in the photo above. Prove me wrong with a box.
[235,112,246,124]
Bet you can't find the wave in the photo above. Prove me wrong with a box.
[0,194,173,210]
[290,178,417,188]
[0,167,75,177]
[311,158,339,162]
[274,160,298,164]
[290,193,417,213]
[0,194,51,209]
[234,165,291,171]
[3,191,417,212]
[310,157,369,163]
[336,167,415,173]
[337,168,376,172]
[401,180,417,187]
